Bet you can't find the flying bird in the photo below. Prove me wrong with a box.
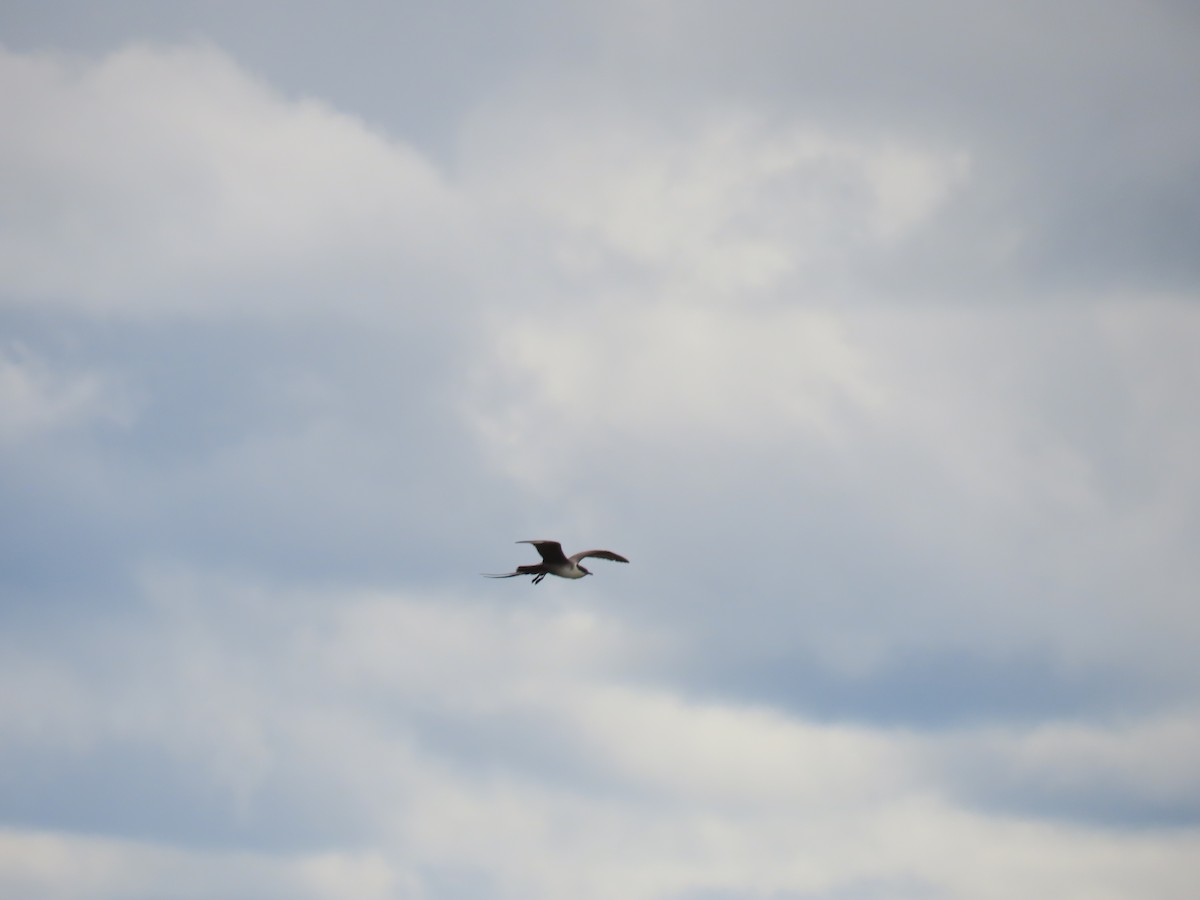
[484,540,630,584]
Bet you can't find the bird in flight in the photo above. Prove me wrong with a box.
[485,540,630,584]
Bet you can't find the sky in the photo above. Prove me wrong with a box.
[1,1,1199,897]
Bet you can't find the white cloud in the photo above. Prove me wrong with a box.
[4,573,1199,899]
[563,683,918,808]
[461,106,970,299]
[0,44,466,315]
[465,303,881,493]
[939,713,1200,813]
[0,829,408,900]
[0,346,133,444]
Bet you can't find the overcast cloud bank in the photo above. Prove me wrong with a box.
[2,2,1199,897]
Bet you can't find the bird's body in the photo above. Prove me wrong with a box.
[485,540,629,584]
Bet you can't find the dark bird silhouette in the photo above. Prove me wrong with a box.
[484,540,629,584]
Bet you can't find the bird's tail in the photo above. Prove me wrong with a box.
[482,563,544,579]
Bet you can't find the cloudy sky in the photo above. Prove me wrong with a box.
[2,1,1199,897]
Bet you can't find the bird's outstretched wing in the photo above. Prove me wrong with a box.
[569,549,630,564]
[518,540,569,565]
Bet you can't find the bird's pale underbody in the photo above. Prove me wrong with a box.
[484,540,630,584]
